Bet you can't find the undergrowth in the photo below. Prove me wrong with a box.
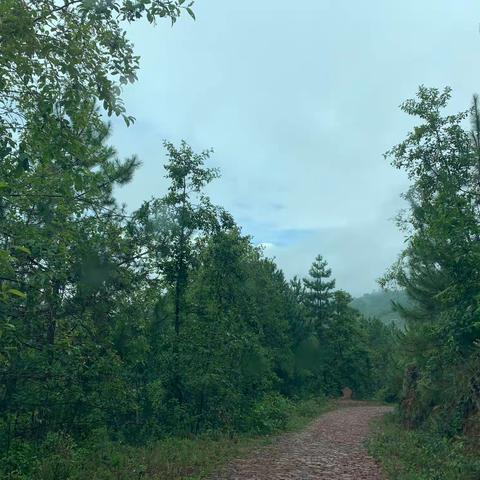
[369,412,480,480]
[1,396,332,480]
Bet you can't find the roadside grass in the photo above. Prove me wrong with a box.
[1,396,333,480]
[368,412,480,480]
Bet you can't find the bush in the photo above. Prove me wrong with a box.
[247,393,293,434]
[292,396,328,418]
[0,440,37,480]
[0,432,79,480]
[369,412,480,480]
[0,395,332,479]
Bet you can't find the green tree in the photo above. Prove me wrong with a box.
[183,229,273,432]
[0,118,148,445]
[144,141,233,335]
[327,291,372,396]
[363,316,402,402]
[303,254,336,334]
[127,142,234,426]
[0,0,194,300]
[382,86,480,430]
[0,0,194,142]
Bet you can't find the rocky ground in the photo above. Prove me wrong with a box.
[212,403,392,480]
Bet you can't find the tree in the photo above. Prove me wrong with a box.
[382,86,480,430]
[327,291,372,397]
[0,0,194,300]
[0,117,149,444]
[144,141,233,335]
[181,229,273,432]
[303,254,336,334]
[0,0,194,142]
[128,142,234,418]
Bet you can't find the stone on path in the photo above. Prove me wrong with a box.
[341,387,353,400]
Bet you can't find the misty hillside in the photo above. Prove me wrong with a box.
[351,290,410,326]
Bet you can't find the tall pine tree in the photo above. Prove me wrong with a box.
[303,254,336,334]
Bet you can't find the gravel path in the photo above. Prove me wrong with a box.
[213,403,392,480]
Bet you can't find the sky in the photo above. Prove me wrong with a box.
[111,0,480,296]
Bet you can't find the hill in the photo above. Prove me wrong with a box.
[351,290,410,327]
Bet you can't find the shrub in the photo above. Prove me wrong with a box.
[369,413,480,480]
[247,393,293,434]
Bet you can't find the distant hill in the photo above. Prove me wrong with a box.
[351,290,410,327]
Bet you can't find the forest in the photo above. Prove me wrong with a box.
[0,1,479,479]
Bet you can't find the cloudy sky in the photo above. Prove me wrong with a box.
[111,0,480,296]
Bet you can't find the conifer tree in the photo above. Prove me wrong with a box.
[303,254,336,334]
[382,87,480,429]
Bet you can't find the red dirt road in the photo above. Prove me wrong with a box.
[213,403,392,480]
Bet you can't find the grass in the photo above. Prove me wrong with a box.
[368,412,480,480]
[2,397,333,480]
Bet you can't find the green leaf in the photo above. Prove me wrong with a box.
[15,246,31,255]
[7,289,26,299]
[187,7,195,20]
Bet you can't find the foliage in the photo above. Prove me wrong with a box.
[247,393,293,434]
[297,260,382,398]
[0,397,331,480]
[303,254,336,328]
[369,413,480,480]
[369,86,480,478]
[0,0,193,302]
[363,317,403,402]
[0,0,194,140]
[0,0,398,476]
[0,121,391,474]
[380,87,480,432]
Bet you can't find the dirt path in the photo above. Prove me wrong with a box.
[212,403,392,480]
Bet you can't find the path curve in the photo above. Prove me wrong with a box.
[213,403,392,480]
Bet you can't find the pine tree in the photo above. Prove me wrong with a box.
[383,87,480,429]
[303,254,336,334]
